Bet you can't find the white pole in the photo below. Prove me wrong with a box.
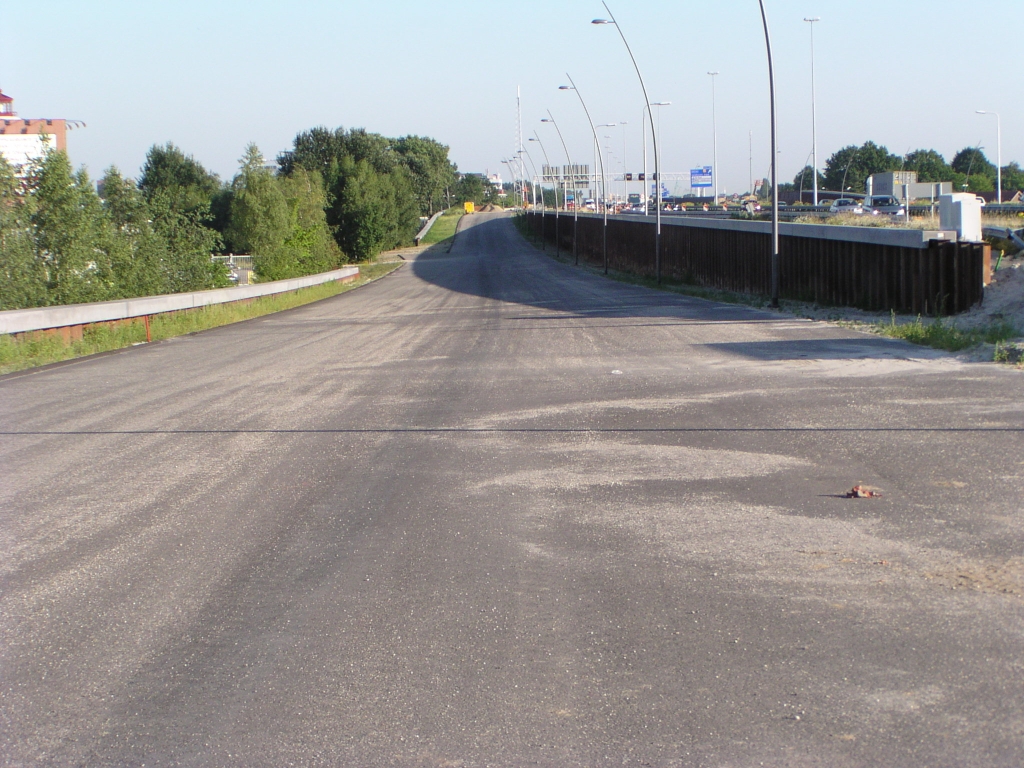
[805,18,820,207]
[708,71,719,207]
[642,107,648,215]
[594,3,661,279]
[976,110,1002,205]
[759,0,780,307]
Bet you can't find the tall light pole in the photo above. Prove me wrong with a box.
[528,134,549,249]
[804,17,820,206]
[597,122,618,211]
[615,121,628,204]
[641,102,670,218]
[560,76,610,274]
[707,71,719,206]
[542,112,576,262]
[977,110,1002,204]
[529,135,549,209]
[593,3,662,281]
[519,148,540,209]
[758,0,780,307]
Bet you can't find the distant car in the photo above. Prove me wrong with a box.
[829,198,864,215]
[864,196,906,217]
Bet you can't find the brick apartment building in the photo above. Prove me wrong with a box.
[0,89,68,170]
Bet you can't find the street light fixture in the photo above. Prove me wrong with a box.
[593,2,663,281]
[641,102,670,218]
[541,112,576,262]
[560,77,611,274]
[757,0,780,307]
[529,134,550,250]
[528,136,549,210]
[977,110,1002,204]
[708,71,719,206]
[804,17,820,207]
[518,148,540,209]
[597,123,618,212]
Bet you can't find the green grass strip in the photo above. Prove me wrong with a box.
[420,210,463,245]
[872,312,1019,352]
[0,262,401,375]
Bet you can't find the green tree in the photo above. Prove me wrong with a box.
[823,141,902,194]
[100,166,170,298]
[951,147,996,192]
[0,156,47,309]
[903,149,953,182]
[137,142,226,289]
[278,126,347,191]
[394,135,457,215]
[31,151,116,305]
[792,166,825,198]
[278,167,343,273]
[454,173,487,205]
[332,157,418,261]
[1000,162,1024,192]
[227,144,295,280]
[281,126,420,261]
[138,142,221,214]
[145,191,226,291]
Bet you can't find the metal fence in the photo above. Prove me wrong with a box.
[525,212,988,315]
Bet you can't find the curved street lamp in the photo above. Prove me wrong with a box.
[528,135,550,211]
[641,102,670,218]
[708,71,719,206]
[804,17,820,207]
[541,112,577,262]
[593,3,662,281]
[977,110,1002,204]
[758,0,780,307]
[840,146,862,199]
[529,134,550,250]
[519,147,540,210]
[560,77,611,274]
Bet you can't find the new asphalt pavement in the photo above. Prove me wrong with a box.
[2,211,1022,766]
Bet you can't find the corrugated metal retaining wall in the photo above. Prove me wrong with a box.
[525,212,987,315]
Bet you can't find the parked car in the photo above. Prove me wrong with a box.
[829,198,864,215]
[863,196,906,217]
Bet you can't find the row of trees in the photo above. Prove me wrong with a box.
[1,128,465,310]
[784,142,1024,196]
[0,151,227,310]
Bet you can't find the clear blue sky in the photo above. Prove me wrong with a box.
[3,1,1021,195]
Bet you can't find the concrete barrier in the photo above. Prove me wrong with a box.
[414,211,445,245]
[0,265,360,336]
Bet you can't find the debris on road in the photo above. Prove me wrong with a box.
[846,484,883,498]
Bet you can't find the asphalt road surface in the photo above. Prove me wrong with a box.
[2,211,1023,767]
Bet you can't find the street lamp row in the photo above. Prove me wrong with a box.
[526,1,779,299]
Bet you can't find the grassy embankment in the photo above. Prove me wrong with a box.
[420,209,463,245]
[514,213,1022,358]
[0,262,401,375]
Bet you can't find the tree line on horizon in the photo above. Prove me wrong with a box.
[782,142,1023,197]
[0,127,479,311]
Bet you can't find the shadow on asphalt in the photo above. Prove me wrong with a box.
[410,216,932,363]
[703,337,924,362]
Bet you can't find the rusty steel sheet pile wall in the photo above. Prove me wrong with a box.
[524,212,986,314]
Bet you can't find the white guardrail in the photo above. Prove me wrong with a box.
[0,265,360,336]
